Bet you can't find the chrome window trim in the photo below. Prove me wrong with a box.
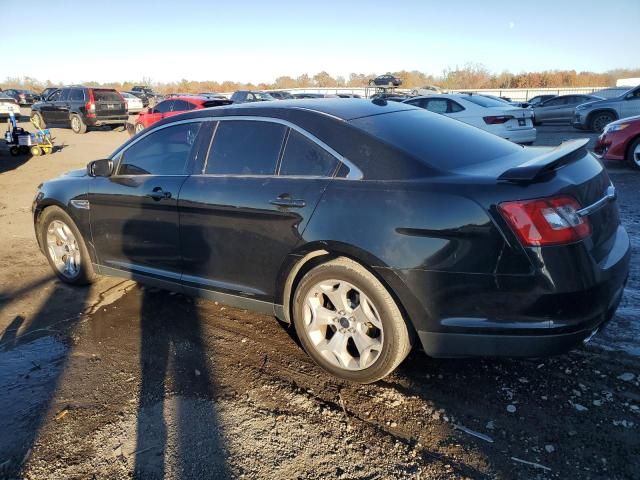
[110,115,363,180]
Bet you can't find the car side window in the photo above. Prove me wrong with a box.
[47,90,62,102]
[448,100,464,113]
[69,88,85,101]
[424,99,449,114]
[279,130,339,177]
[153,100,174,114]
[545,97,567,106]
[172,100,197,111]
[59,89,71,101]
[205,120,286,175]
[118,122,202,176]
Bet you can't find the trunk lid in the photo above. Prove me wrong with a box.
[93,89,126,117]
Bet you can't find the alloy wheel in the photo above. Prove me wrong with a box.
[71,116,80,132]
[46,220,81,279]
[302,279,384,371]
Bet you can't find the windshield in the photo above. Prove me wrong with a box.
[350,109,521,169]
[462,95,509,108]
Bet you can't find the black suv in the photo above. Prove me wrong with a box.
[31,86,127,134]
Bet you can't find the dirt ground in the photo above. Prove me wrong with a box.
[0,117,638,480]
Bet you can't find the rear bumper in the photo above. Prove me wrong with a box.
[501,128,536,144]
[86,115,128,126]
[397,225,631,358]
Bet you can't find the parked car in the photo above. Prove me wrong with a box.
[3,88,37,106]
[520,94,557,108]
[130,86,162,107]
[291,93,327,99]
[30,86,127,134]
[230,91,276,103]
[336,93,362,98]
[573,85,640,132]
[120,92,144,114]
[404,94,536,144]
[594,115,640,169]
[198,92,229,100]
[269,91,294,100]
[533,94,603,125]
[32,98,629,383]
[0,94,20,118]
[410,85,443,96]
[369,74,402,87]
[133,95,232,134]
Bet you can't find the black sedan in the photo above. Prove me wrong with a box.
[3,88,37,105]
[369,74,402,87]
[33,99,630,383]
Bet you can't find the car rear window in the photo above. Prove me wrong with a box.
[462,96,507,108]
[93,90,122,102]
[350,109,521,169]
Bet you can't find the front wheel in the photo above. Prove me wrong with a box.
[39,207,96,285]
[626,137,640,171]
[292,257,412,383]
[590,112,615,133]
[70,114,87,134]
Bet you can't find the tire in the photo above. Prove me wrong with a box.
[9,146,19,156]
[134,122,145,134]
[626,137,640,171]
[70,114,87,134]
[31,112,46,129]
[39,206,97,285]
[292,257,412,383]
[590,112,615,133]
[30,145,42,156]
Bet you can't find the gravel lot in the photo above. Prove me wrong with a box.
[0,117,638,480]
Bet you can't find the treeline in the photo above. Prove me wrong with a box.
[2,66,639,94]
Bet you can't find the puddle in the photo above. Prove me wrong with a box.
[0,336,67,465]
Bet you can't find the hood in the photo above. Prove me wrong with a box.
[63,168,87,178]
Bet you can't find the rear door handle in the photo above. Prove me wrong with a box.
[146,187,172,201]
[270,194,306,208]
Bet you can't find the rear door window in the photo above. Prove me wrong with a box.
[205,120,286,175]
[118,122,202,175]
[153,100,174,113]
[279,130,338,177]
[172,100,197,111]
[424,98,449,114]
[59,89,71,101]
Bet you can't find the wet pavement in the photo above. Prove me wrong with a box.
[0,125,638,479]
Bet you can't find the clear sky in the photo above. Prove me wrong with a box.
[6,0,639,84]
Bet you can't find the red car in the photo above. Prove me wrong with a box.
[594,115,640,170]
[133,96,232,134]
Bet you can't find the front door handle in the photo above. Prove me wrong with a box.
[146,187,172,201]
[270,194,306,208]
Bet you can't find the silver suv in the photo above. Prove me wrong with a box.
[573,86,640,132]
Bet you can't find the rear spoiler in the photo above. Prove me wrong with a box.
[499,139,590,182]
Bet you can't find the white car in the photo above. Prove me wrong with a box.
[0,95,21,118]
[403,94,536,144]
[120,92,144,114]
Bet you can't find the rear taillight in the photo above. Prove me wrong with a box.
[85,90,96,117]
[499,196,591,246]
[483,115,513,125]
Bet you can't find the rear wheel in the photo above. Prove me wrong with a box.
[590,112,615,133]
[30,145,42,156]
[9,146,19,156]
[292,257,412,383]
[70,114,87,134]
[39,207,96,285]
[626,137,640,171]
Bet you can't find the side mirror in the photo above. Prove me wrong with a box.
[87,159,113,177]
